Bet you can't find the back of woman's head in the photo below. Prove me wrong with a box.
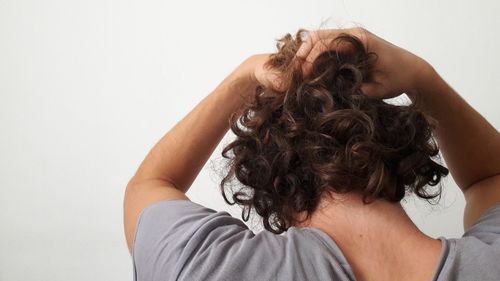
[220,29,449,234]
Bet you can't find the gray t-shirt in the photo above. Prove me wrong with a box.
[131,199,500,281]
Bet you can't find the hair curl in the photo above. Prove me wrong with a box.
[220,29,449,234]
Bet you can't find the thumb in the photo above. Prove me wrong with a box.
[266,70,287,92]
[360,82,383,99]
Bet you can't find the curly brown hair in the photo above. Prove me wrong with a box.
[219,29,449,234]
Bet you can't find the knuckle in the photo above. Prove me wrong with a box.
[347,27,370,44]
[351,26,366,33]
[308,30,319,42]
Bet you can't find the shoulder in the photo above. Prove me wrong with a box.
[437,236,500,281]
[463,203,500,245]
[132,199,350,281]
[133,199,286,280]
[435,203,500,281]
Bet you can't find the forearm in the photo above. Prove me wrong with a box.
[411,67,500,192]
[128,61,257,192]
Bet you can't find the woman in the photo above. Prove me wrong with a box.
[123,27,500,281]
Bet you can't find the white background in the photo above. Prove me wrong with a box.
[1,0,499,280]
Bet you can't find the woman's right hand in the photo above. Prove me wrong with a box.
[295,27,435,100]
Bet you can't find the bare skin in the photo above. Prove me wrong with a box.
[288,28,444,281]
[291,27,500,281]
[125,27,500,280]
[296,192,442,281]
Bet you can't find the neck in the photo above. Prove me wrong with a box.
[296,192,442,281]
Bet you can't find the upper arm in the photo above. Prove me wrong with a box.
[463,174,500,231]
[123,178,190,254]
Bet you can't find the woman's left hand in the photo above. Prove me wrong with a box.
[240,54,285,92]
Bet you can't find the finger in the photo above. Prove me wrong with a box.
[268,70,286,91]
[361,83,379,98]
[297,28,365,57]
[297,28,363,76]
[296,31,315,59]
[361,82,390,100]
[302,38,332,76]
[295,30,337,59]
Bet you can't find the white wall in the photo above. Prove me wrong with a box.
[1,0,499,280]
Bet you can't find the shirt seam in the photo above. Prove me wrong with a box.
[301,228,351,267]
[435,238,457,281]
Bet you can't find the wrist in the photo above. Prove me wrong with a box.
[220,60,259,100]
[409,60,438,102]
[237,55,260,84]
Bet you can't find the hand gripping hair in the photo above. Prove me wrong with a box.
[219,29,449,234]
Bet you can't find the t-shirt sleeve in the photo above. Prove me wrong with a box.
[441,203,500,280]
[132,199,275,281]
[462,203,500,245]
